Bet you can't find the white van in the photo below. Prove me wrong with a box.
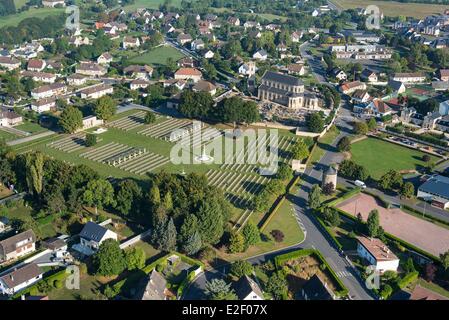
[354,180,367,189]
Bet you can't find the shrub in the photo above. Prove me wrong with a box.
[397,271,419,289]
[53,279,63,289]
[199,246,216,262]
[85,133,97,147]
[156,263,165,272]
[270,229,284,242]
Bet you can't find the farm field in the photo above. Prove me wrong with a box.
[129,45,185,66]
[331,0,448,19]
[0,7,65,28]
[122,0,183,11]
[350,137,438,180]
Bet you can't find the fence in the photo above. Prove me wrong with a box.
[119,229,152,250]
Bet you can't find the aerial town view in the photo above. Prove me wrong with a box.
[1,0,449,312]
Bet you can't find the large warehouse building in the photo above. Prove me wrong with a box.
[417,175,449,209]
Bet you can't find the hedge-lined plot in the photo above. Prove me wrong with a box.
[106,111,151,131]
[46,133,87,153]
[138,118,203,142]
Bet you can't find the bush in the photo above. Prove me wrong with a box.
[53,279,63,289]
[199,246,216,262]
[156,263,165,272]
[270,229,284,242]
[85,134,97,147]
[397,271,419,289]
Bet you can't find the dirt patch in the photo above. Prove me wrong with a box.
[336,193,449,256]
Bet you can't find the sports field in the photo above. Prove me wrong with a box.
[331,0,448,19]
[129,45,185,66]
[350,137,438,179]
[337,193,449,256]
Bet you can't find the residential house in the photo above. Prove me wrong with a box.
[330,67,347,81]
[137,270,168,300]
[67,74,87,86]
[276,43,288,53]
[360,69,378,83]
[392,72,426,83]
[0,230,36,262]
[0,110,22,127]
[30,98,56,113]
[258,71,319,109]
[174,68,202,83]
[204,50,214,59]
[439,69,449,82]
[97,52,113,65]
[79,84,113,99]
[21,71,56,84]
[0,57,20,71]
[243,21,260,30]
[178,57,196,68]
[31,83,67,99]
[0,217,9,234]
[42,0,65,7]
[238,61,257,77]
[353,99,392,117]
[192,80,217,96]
[287,64,306,76]
[74,221,117,256]
[437,115,449,133]
[291,31,303,43]
[227,17,240,26]
[76,62,107,77]
[417,175,449,209]
[123,65,153,79]
[351,90,371,104]
[68,36,90,47]
[248,30,262,39]
[122,36,140,49]
[299,275,334,300]
[191,39,205,51]
[0,263,43,296]
[253,49,268,61]
[130,79,150,90]
[388,80,406,94]
[27,59,46,72]
[357,236,400,273]
[339,81,367,95]
[422,111,442,130]
[177,33,193,45]
[233,276,264,300]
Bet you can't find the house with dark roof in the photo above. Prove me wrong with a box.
[73,221,117,256]
[417,175,449,209]
[137,270,168,300]
[0,230,36,262]
[233,276,264,300]
[0,263,43,296]
[299,275,334,300]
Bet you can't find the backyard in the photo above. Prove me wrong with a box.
[129,45,185,66]
[350,137,439,180]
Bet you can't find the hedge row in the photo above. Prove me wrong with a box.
[274,249,349,298]
[315,213,343,252]
[177,270,197,298]
[397,271,419,290]
[332,207,440,263]
[12,269,68,299]
[362,190,391,209]
[325,187,361,208]
[401,204,449,229]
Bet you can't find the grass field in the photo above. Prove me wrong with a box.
[122,0,183,11]
[350,137,439,179]
[0,129,19,142]
[129,45,185,66]
[331,0,448,19]
[0,7,65,28]
[14,0,28,9]
[308,125,340,166]
[15,122,49,134]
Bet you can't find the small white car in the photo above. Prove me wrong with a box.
[354,180,367,189]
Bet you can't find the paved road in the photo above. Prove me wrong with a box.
[300,41,327,84]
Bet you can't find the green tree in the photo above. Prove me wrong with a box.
[440,250,449,270]
[85,134,97,147]
[59,106,82,133]
[160,217,177,251]
[93,239,126,276]
[162,191,173,211]
[204,279,237,300]
[322,207,341,227]
[380,284,393,300]
[93,96,117,121]
[124,247,146,270]
[353,121,369,135]
[179,213,199,244]
[306,113,324,133]
[179,90,214,119]
[229,260,254,278]
[148,184,161,206]
[266,272,287,300]
[367,209,380,238]
[182,231,202,255]
[25,152,44,196]
[82,179,116,214]
[144,111,157,124]
[367,117,377,131]
[277,162,293,181]
[308,184,322,209]
[400,182,415,199]
[228,231,245,253]
[196,199,225,245]
[114,179,142,216]
[291,139,310,160]
[337,136,351,152]
[242,222,261,248]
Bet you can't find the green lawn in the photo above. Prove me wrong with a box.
[308,125,340,166]
[122,0,183,11]
[14,0,28,9]
[15,122,48,134]
[0,129,19,142]
[0,7,65,28]
[129,45,185,66]
[350,137,439,180]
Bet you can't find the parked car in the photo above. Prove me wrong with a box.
[354,180,367,189]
